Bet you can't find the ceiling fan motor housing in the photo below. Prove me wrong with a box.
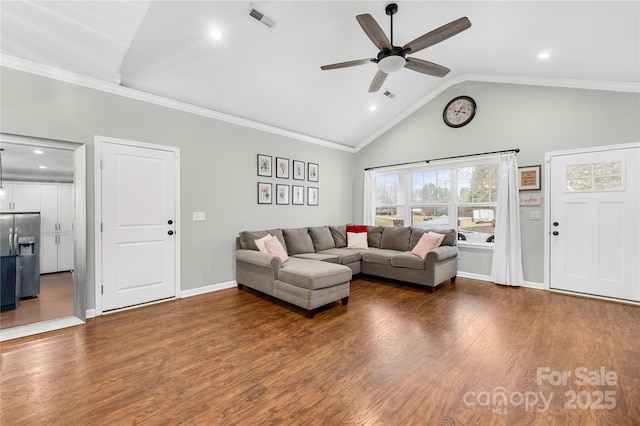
[376,46,407,73]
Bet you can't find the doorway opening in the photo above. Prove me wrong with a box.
[0,134,86,341]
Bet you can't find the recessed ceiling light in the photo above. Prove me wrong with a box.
[39,165,47,169]
[33,149,43,154]
[369,105,377,112]
[210,29,222,41]
[537,51,551,60]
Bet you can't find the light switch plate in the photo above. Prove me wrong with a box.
[192,211,206,221]
[529,210,541,220]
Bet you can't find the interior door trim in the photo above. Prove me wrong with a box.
[94,135,181,316]
[543,141,640,292]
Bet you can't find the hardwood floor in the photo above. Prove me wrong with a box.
[0,272,74,329]
[1,277,638,425]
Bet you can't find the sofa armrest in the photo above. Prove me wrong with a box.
[426,245,459,262]
[236,249,282,270]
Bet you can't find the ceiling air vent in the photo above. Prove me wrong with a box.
[248,7,276,29]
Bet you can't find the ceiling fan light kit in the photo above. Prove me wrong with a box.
[320,3,471,92]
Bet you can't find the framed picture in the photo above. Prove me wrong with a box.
[276,184,289,205]
[307,187,319,206]
[293,160,305,180]
[519,165,541,191]
[257,154,272,177]
[276,157,289,179]
[257,182,272,204]
[292,185,304,205]
[308,163,319,182]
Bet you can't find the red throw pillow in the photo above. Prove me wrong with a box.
[346,225,368,234]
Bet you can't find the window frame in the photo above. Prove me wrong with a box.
[371,157,499,248]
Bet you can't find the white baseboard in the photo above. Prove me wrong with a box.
[457,272,492,282]
[181,280,237,298]
[457,272,544,290]
[84,281,237,319]
[522,281,545,290]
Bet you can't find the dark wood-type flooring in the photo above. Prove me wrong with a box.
[1,276,638,425]
[0,272,74,330]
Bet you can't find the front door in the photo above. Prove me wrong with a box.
[100,140,178,311]
[549,145,639,302]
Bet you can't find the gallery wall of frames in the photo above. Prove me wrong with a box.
[257,154,319,206]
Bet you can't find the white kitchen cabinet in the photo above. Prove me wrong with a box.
[40,232,74,273]
[39,184,75,273]
[40,234,59,273]
[0,183,41,212]
[40,185,73,233]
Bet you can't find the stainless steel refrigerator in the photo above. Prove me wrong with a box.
[0,212,41,298]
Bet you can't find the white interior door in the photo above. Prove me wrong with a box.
[100,141,178,311]
[549,145,639,302]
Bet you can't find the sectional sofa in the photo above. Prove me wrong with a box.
[235,225,459,318]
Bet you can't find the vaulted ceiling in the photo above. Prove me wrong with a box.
[1,1,639,151]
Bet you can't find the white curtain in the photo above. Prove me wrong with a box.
[491,152,524,286]
[363,170,375,225]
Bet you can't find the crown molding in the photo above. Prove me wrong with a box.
[0,55,356,153]
[354,73,640,152]
[2,55,636,154]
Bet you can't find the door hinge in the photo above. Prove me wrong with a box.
[101,285,104,295]
[100,159,103,169]
[101,222,103,232]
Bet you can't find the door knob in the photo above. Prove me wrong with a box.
[168,230,174,235]
[552,231,559,236]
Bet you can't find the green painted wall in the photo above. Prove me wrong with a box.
[353,81,640,283]
[0,67,356,309]
[2,67,638,307]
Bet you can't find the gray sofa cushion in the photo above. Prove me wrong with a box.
[390,252,426,270]
[278,258,352,290]
[329,225,347,248]
[308,226,335,252]
[292,253,340,263]
[239,229,286,251]
[367,226,384,248]
[410,228,456,248]
[361,248,398,265]
[283,228,315,255]
[317,248,363,265]
[380,227,411,251]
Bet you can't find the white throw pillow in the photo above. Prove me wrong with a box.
[347,232,369,249]
[426,231,446,248]
[254,234,275,252]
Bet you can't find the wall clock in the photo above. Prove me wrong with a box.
[443,96,476,128]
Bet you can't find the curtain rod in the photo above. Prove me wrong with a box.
[364,148,520,171]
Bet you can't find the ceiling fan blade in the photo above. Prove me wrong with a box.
[368,70,388,92]
[356,14,392,51]
[320,58,374,71]
[405,57,450,77]
[402,17,471,54]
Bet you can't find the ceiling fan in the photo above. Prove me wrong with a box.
[320,3,471,92]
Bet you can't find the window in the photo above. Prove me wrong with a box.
[566,161,623,191]
[456,164,497,243]
[372,159,498,245]
[374,173,406,226]
[411,169,450,231]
